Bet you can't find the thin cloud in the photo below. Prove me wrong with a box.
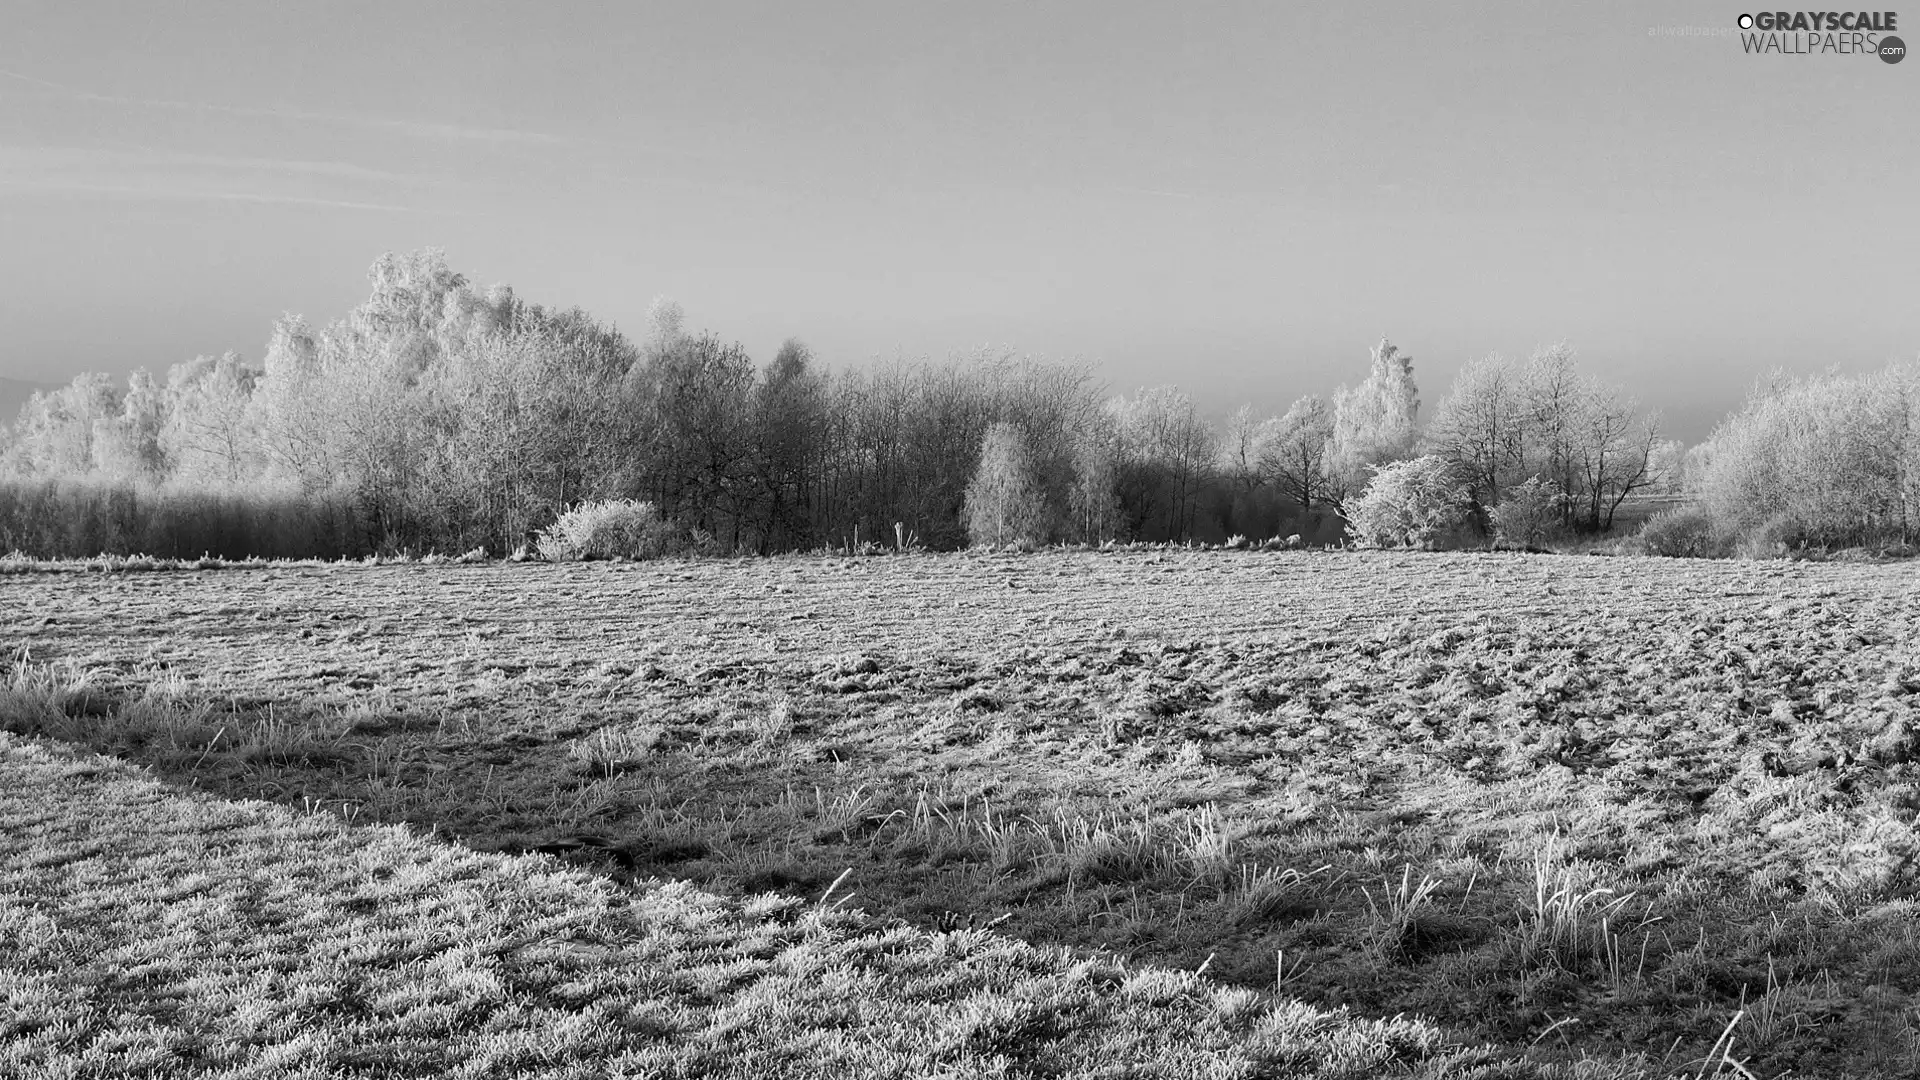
[1111,185,1200,201]
[150,149,434,185]
[0,67,571,147]
[0,69,70,94]
[201,190,424,212]
[0,143,437,186]
[0,178,424,213]
[0,143,442,211]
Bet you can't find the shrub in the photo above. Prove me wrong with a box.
[1343,456,1468,549]
[1695,363,1920,549]
[1731,514,1798,560]
[534,499,685,561]
[1488,477,1565,551]
[1638,506,1729,559]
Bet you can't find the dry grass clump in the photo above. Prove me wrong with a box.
[1507,851,1652,977]
[1227,864,1333,929]
[1363,866,1448,960]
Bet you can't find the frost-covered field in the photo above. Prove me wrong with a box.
[5,550,1919,1076]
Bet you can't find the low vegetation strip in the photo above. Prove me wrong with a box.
[0,731,1572,1079]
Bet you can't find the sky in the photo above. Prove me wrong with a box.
[0,1,1915,443]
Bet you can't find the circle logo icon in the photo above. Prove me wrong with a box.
[1738,13,1754,29]
[1881,35,1907,63]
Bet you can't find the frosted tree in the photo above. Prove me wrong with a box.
[1261,394,1336,512]
[964,421,1050,546]
[1107,386,1216,540]
[161,352,260,486]
[1645,439,1687,495]
[1065,419,1123,544]
[1217,404,1273,492]
[1521,341,1583,506]
[645,295,687,354]
[5,373,121,477]
[1571,380,1662,532]
[252,312,334,488]
[92,368,169,483]
[268,251,507,542]
[437,282,509,351]
[1424,352,1525,511]
[1328,337,1420,496]
[1426,341,1662,534]
[360,248,467,383]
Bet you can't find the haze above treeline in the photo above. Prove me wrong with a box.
[3,2,1917,443]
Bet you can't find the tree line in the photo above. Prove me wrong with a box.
[0,251,1241,557]
[15,246,1901,561]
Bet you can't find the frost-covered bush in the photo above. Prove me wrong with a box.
[1732,513,1798,560]
[1696,363,1920,548]
[1488,477,1565,550]
[1343,455,1468,549]
[1638,506,1728,559]
[535,499,686,561]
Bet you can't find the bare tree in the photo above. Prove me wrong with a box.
[745,338,825,551]
[1260,394,1336,513]
[1574,381,1662,531]
[1521,342,1584,517]
[636,332,756,543]
[1109,386,1216,540]
[1217,404,1271,493]
[1424,340,1666,536]
[1424,353,1526,518]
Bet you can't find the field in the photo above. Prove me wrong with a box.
[5,549,1920,1076]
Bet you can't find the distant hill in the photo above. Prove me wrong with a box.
[0,377,60,431]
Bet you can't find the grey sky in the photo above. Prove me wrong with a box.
[1,1,1914,442]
